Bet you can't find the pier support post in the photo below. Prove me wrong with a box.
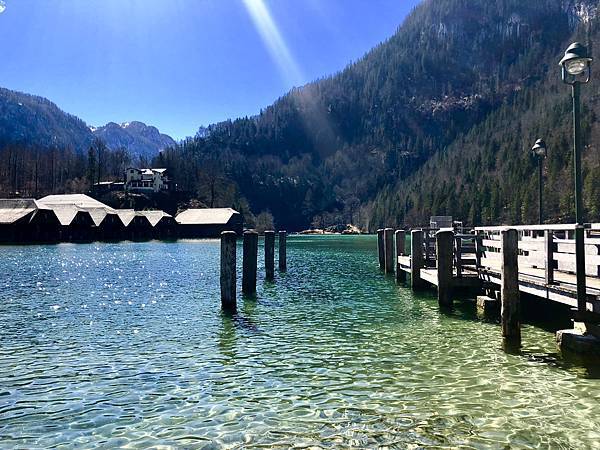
[265,230,275,281]
[242,231,258,295]
[411,230,425,290]
[501,228,520,347]
[384,228,395,274]
[279,230,287,272]
[436,229,454,308]
[395,230,406,283]
[477,295,500,320]
[377,229,384,270]
[220,231,237,311]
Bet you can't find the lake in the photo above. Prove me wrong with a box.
[1,235,599,448]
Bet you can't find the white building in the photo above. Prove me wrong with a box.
[124,168,171,193]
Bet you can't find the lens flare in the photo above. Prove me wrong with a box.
[242,0,303,85]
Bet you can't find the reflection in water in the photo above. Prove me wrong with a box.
[502,337,522,355]
[218,311,238,361]
[0,236,600,448]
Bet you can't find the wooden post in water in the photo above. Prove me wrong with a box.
[377,229,384,270]
[384,228,395,274]
[279,231,287,272]
[501,228,520,346]
[395,230,406,283]
[220,231,237,311]
[436,229,454,308]
[242,231,258,295]
[411,229,425,289]
[265,230,275,281]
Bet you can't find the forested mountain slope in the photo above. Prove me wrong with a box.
[371,1,600,228]
[0,88,93,151]
[160,0,599,230]
[0,89,175,196]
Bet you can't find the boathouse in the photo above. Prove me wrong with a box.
[37,194,113,241]
[86,207,122,240]
[175,208,243,238]
[137,211,177,239]
[0,199,60,243]
[127,212,158,240]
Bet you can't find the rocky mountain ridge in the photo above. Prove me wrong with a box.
[0,87,175,160]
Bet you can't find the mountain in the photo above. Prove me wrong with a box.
[370,0,600,228]
[0,87,177,196]
[0,87,93,151]
[2,0,600,228]
[92,121,176,160]
[159,0,600,230]
[0,86,175,159]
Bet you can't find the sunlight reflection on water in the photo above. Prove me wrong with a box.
[0,236,599,448]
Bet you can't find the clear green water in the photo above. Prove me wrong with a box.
[1,235,599,449]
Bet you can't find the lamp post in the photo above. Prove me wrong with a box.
[560,42,593,312]
[531,139,547,225]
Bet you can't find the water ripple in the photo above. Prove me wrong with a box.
[0,237,599,448]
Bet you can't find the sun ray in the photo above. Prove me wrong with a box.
[241,0,303,85]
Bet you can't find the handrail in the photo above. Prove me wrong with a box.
[475,224,591,232]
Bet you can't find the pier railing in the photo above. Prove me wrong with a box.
[386,223,600,309]
[475,224,600,284]
[454,233,477,277]
[381,223,600,354]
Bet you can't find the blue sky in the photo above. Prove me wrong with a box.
[0,0,419,139]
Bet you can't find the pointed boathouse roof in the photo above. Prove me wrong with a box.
[0,199,46,224]
[175,208,239,225]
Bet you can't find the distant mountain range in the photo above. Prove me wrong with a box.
[91,121,176,160]
[0,87,176,159]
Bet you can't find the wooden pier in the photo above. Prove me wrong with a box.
[388,224,600,355]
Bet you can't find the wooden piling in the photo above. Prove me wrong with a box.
[377,229,384,270]
[395,230,406,283]
[501,228,520,345]
[411,229,425,289]
[384,228,395,274]
[436,229,454,308]
[242,231,258,295]
[279,230,287,272]
[265,230,275,281]
[220,231,237,311]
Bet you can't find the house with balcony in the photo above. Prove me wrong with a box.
[124,168,171,193]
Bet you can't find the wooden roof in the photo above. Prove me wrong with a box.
[38,194,115,211]
[0,199,42,224]
[116,210,136,227]
[175,208,239,225]
[136,211,173,227]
